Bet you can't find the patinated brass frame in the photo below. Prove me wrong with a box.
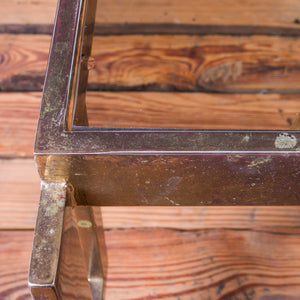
[28,0,300,298]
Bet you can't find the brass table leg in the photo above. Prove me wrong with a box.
[29,181,106,299]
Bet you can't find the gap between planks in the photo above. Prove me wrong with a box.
[2,0,300,32]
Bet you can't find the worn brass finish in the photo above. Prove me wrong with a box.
[29,181,106,299]
[29,182,67,298]
[29,0,300,298]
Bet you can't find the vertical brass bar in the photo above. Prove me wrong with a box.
[29,181,105,299]
[73,0,98,126]
[64,0,87,130]
[29,181,67,299]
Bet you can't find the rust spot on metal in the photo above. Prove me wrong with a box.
[77,220,93,228]
[227,155,242,162]
[241,135,250,143]
[248,156,272,169]
[275,132,297,149]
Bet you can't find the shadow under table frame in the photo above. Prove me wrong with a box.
[28,0,300,298]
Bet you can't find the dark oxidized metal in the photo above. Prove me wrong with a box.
[29,0,300,298]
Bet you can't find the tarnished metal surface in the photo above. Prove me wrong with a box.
[35,153,300,206]
[29,0,108,298]
[57,206,93,300]
[74,206,105,299]
[29,181,67,298]
[32,0,299,202]
[29,0,300,298]
[29,181,106,300]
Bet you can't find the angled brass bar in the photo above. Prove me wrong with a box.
[73,206,106,300]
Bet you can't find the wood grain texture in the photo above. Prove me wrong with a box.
[2,229,300,300]
[98,207,300,231]
[4,34,300,93]
[0,92,41,156]
[1,2,299,300]
[0,35,49,91]
[0,159,40,229]
[0,231,32,300]
[87,35,300,93]
[1,0,300,32]
[104,227,300,300]
[86,92,300,129]
[1,0,56,25]
[292,115,300,129]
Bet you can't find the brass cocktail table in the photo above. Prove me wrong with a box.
[28,0,300,298]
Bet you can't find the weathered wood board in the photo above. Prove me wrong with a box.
[1,0,300,299]
[3,34,300,93]
[2,228,300,299]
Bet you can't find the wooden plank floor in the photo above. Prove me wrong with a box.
[0,1,300,299]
